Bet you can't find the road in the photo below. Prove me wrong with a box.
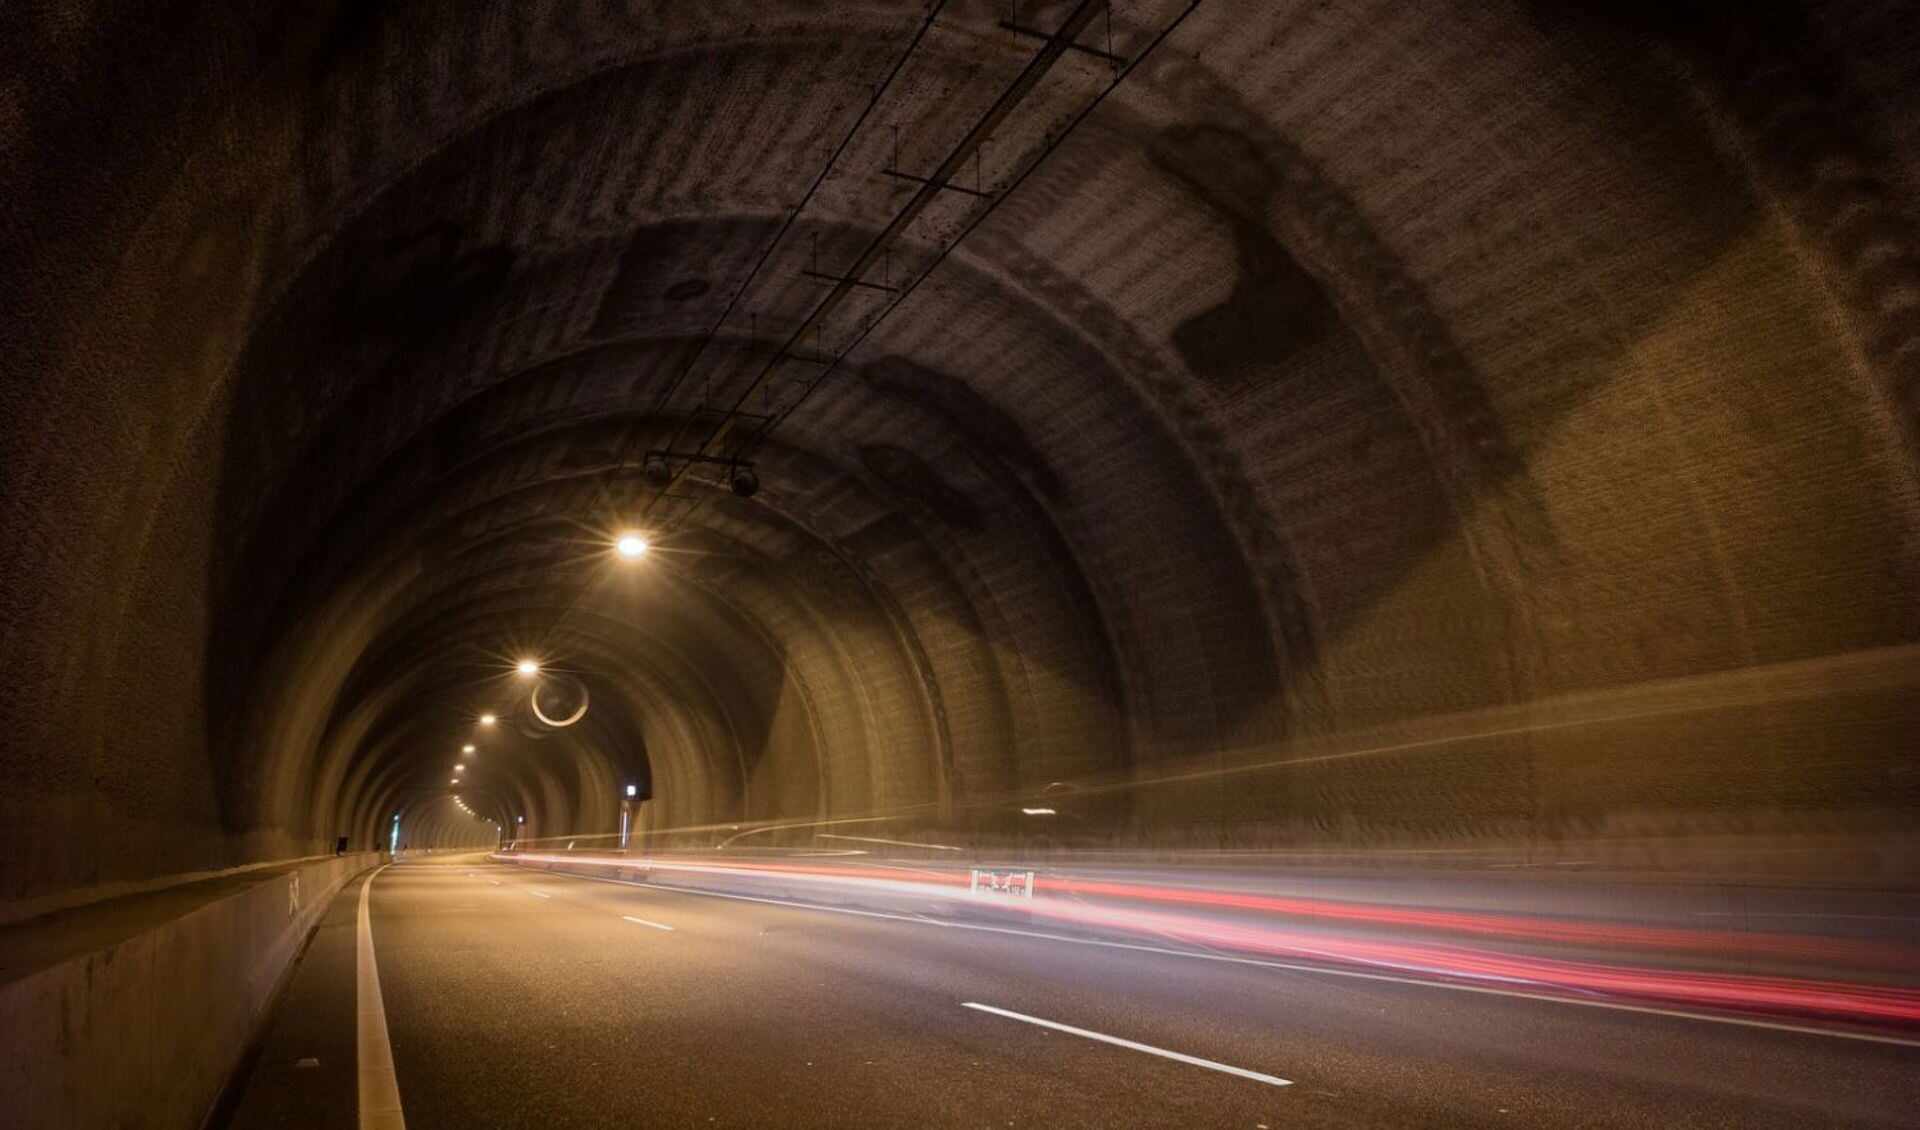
[220,854,1918,1129]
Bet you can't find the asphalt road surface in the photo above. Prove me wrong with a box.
[221,855,1918,1129]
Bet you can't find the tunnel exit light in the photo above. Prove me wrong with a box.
[626,784,638,798]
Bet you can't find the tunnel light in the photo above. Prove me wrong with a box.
[450,778,460,785]
[462,743,476,753]
[479,713,496,726]
[517,816,525,824]
[1021,807,1057,816]
[626,784,638,798]
[616,533,649,559]
[516,659,540,677]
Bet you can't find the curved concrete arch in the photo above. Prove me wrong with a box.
[5,0,1919,905]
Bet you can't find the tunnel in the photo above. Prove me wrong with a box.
[2,2,1918,1127]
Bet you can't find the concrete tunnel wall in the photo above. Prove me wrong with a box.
[4,0,1920,912]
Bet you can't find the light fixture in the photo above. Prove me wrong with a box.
[479,713,497,726]
[729,465,759,498]
[1021,807,1057,816]
[516,659,540,677]
[450,778,460,785]
[616,533,648,559]
[625,784,638,798]
[643,453,672,486]
[462,744,476,754]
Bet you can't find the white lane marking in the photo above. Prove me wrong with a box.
[535,869,1920,1049]
[962,1002,1291,1087]
[357,866,406,1129]
[489,880,501,886]
[621,914,675,931]
[529,891,552,899]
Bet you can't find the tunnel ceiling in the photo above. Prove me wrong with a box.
[4,0,1920,899]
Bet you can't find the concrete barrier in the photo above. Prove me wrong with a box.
[0,853,379,1130]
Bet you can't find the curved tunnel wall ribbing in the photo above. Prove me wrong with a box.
[3,1,1918,905]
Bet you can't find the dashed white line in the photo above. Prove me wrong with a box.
[961,1002,1292,1087]
[488,880,501,886]
[529,891,552,899]
[621,914,675,931]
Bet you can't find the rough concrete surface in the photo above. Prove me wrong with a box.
[0,854,377,1130]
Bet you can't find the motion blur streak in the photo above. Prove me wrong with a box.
[1036,877,1910,967]
[499,851,1920,1033]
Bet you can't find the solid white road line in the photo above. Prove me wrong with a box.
[621,914,675,931]
[534,867,1920,1049]
[357,866,407,1130]
[961,1002,1292,1087]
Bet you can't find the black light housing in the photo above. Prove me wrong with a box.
[643,453,672,486]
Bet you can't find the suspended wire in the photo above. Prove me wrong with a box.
[638,0,951,428]
[520,1,951,661]
[662,1,1206,540]
[643,0,1112,519]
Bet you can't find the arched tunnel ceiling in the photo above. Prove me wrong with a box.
[3,0,1920,900]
